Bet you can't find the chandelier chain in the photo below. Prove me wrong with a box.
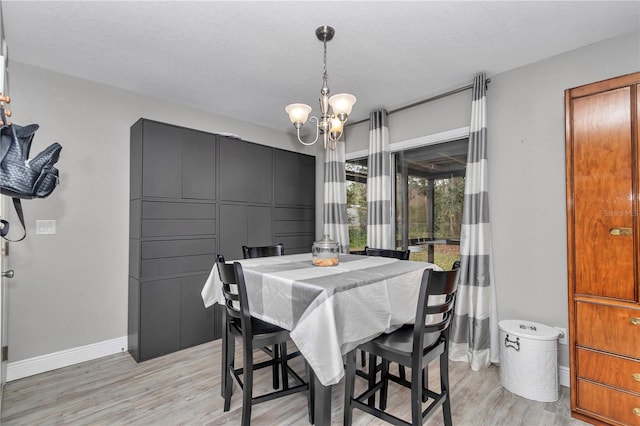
[322,40,328,87]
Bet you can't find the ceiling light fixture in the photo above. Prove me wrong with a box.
[285,26,356,150]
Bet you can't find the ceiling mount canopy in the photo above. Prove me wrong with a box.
[285,25,356,151]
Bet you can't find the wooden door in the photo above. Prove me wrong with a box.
[568,86,636,301]
[0,8,9,410]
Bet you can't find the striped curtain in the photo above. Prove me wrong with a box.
[449,73,499,370]
[367,109,394,249]
[323,141,350,253]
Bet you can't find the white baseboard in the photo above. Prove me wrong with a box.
[559,365,570,388]
[6,336,128,382]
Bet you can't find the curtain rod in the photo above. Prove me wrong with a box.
[347,78,491,127]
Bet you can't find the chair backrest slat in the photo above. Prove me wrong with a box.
[413,268,459,351]
[216,254,252,333]
[242,243,284,259]
[364,246,410,260]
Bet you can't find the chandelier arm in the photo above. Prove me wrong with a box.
[328,129,344,142]
[296,116,321,146]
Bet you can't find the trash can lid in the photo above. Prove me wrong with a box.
[498,319,560,341]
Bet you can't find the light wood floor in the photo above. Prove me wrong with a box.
[1,339,588,425]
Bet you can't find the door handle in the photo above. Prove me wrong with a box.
[1,270,13,279]
[609,227,633,236]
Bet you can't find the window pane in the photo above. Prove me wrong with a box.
[396,138,468,269]
[346,159,367,251]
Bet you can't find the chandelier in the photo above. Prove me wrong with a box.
[285,26,356,150]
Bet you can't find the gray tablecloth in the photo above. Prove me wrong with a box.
[201,253,440,385]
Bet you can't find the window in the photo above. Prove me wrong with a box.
[346,138,468,269]
[396,138,468,268]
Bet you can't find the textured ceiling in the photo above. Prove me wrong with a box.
[2,1,639,135]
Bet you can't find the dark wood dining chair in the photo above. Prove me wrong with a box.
[344,268,459,426]
[241,243,289,389]
[242,243,284,259]
[217,255,312,425]
[360,246,411,388]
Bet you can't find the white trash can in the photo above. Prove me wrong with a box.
[498,319,560,402]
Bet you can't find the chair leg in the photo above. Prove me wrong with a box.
[411,362,422,426]
[280,342,289,390]
[440,351,453,426]
[306,361,315,425]
[241,344,254,426]
[399,364,406,381]
[367,353,376,407]
[272,344,280,389]
[379,359,390,411]
[220,317,228,399]
[223,334,234,412]
[422,365,429,402]
[360,349,366,367]
[343,350,357,426]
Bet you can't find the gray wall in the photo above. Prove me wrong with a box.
[4,31,638,369]
[344,31,640,368]
[489,32,638,367]
[4,61,322,362]
[346,88,472,151]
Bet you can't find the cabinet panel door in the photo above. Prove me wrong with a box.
[141,254,216,279]
[297,153,316,206]
[246,143,273,204]
[142,121,182,199]
[274,150,299,205]
[181,274,217,348]
[274,150,315,206]
[140,278,181,361]
[279,235,315,254]
[577,380,640,426]
[576,348,640,394]
[219,204,247,260]
[248,206,272,246]
[219,138,247,201]
[141,219,216,237]
[142,201,216,220]
[571,87,635,300]
[575,301,640,359]
[182,129,216,200]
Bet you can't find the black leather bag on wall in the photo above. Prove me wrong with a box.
[0,112,62,241]
[0,123,62,199]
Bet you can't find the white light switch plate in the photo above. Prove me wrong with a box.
[35,220,56,235]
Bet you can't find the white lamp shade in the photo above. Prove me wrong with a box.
[328,93,357,116]
[285,103,312,125]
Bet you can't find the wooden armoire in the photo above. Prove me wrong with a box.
[565,72,640,425]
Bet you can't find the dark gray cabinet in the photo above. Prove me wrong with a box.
[129,119,220,363]
[129,118,315,362]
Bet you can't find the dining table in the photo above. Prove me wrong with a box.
[201,252,441,425]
